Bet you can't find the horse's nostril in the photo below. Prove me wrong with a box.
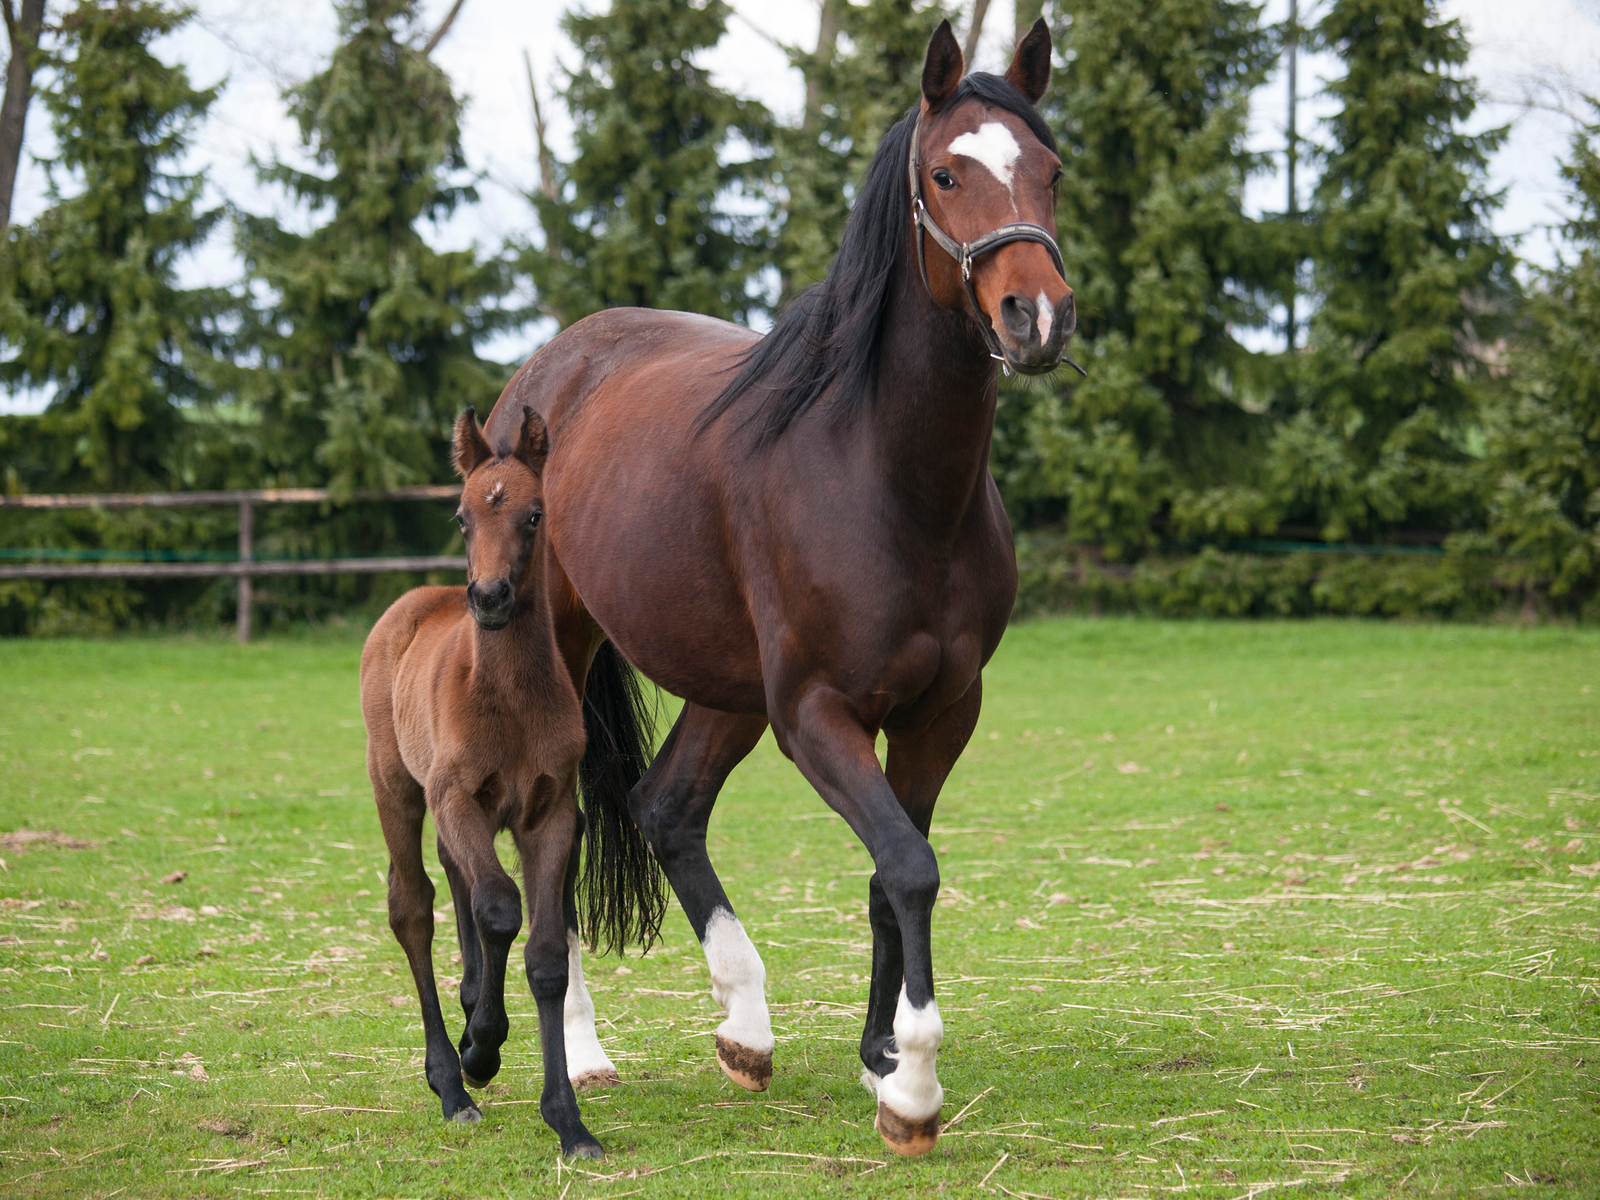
[999,292,1037,341]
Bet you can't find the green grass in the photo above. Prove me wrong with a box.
[1,619,1597,1198]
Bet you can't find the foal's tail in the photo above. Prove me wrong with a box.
[577,640,668,955]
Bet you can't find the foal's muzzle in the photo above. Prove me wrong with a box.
[467,578,514,629]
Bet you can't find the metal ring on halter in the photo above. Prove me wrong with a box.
[906,110,1087,379]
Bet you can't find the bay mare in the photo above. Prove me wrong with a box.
[483,19,1076,1157]
[362,408,659,1158]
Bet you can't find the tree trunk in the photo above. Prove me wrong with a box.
[0,0,47,231]
[803,0,842,135]
[963,0,992,69]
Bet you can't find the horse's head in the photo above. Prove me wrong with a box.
[451,405,549,631]
[912,19,1074,376]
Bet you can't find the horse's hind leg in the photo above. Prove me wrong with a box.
[557,808,620,1091]
[630,704,772,1090]
[372,768,478,1122]
[430,779,522,1091]
[513,780,603,1158]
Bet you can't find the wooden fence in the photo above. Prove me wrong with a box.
[0,485,465,641]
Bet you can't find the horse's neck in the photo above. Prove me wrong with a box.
[466,587,559,704]
[864,268,999,535]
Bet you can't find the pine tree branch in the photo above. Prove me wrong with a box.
[421,0,466,57]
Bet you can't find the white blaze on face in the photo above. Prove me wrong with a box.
[1036,290,1054,343]
[875,985,944,1121]
[947,121,1023,204]
[702,907,774,1054]
[563,930,617,1082]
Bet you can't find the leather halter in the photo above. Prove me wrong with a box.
[907,108,1087,378]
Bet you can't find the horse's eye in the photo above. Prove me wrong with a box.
[932,169,955,191]
[1050,169,1063,190]
[529,510,543,528]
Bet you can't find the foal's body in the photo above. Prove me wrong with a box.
[483,21,1073,1155]
[362,409,612,1157]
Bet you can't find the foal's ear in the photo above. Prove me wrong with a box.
[921,19,964,114]
[512,406,549,475]
[1005,17,1052,105]
[452,407,492,478]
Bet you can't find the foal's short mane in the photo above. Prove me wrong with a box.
[701,73,1057,446]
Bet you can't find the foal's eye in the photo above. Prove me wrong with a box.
[932,169,955,191]
[529,510,543,529]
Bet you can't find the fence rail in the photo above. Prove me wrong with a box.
[0,484,465,641]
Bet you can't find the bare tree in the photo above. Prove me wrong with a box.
[420,0,465,57]
[803,0,842,135]
[1015,0,1045,48]
[963,0,992,69]
[0,0,46,230]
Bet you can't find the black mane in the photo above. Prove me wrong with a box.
[701,72,1058,445]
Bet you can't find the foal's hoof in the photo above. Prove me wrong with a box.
[565,1140,605,1161]
[715,1034,772,1092]
[876,1101,940,1157]
[462,1069,492,1090]
[449,1104,482,1125]
[570,1067,621,1093]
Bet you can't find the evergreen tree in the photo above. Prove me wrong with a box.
[527,0,773,327]
[1483,112,1600,609]
[238,0,514,498]
[995,0,1279,556]
[774,0,948,294]
[1281,0,1512,541]
[0,0,223,490]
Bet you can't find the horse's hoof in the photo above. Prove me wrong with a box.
[570,1068,620,1093]
[461,1069,490,1090]
[876,1100,939,1157]
[449,1104,482,1125]
[565,1141,604,1161]
[715,1034,772,1091]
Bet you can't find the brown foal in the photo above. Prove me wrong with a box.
[360,407,607,1157]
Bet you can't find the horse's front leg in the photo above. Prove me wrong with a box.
[513,781,603,1158]
[429,778,521,1091]
[778,686,946,1157]
[868,680,982,1102]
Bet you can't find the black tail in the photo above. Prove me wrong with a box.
[577,640,667,955]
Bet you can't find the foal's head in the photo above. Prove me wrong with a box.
[914,19,1074,374]
[452,406,549,631]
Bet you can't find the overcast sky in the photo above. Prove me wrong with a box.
[4,0,1599,415]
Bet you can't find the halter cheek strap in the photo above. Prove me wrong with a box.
[907,109,1087,378]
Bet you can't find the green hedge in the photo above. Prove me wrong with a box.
[1012,536,1588,621]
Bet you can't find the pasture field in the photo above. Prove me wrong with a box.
[1,618,1597,1198]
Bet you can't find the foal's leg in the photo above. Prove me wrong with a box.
[775,685,947,1157]
[629,704,773,1089]
[372,768,478,1121]
[558,809,620,1091]
[512,782,603,1158]
[436,839,485,1065]
[429,779,523,1090]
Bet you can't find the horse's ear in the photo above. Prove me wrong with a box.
[1005,16,1052,105]
[921,19,963,114]
[453,407,492,478]
[513,406,549,475]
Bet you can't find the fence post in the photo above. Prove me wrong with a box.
[237,499,253,643]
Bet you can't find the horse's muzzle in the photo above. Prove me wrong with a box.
[468,578,514,629]
[997,289,1076,376]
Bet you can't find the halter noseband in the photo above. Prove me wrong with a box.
[907,108,1087,378]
